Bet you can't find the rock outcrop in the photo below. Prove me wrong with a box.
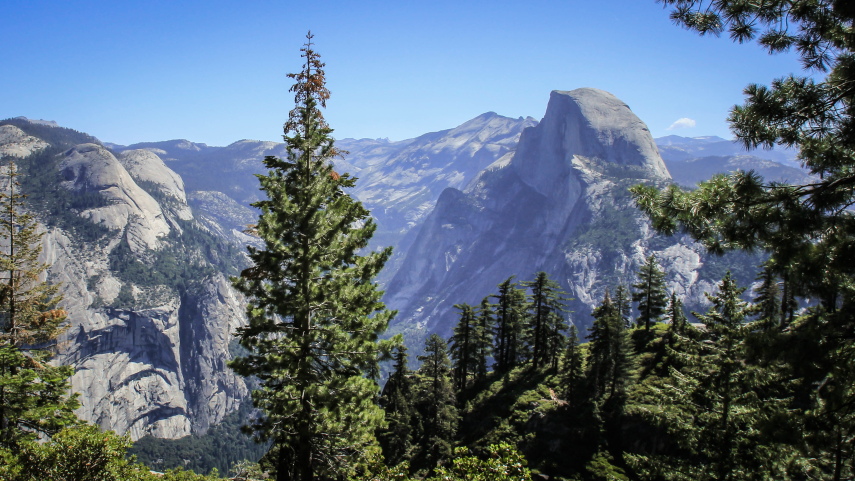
[59,144,171,252]
[0,126,249,441]
[0,125,48,158]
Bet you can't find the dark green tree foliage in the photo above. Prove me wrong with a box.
[473,297,493,383]
[448,303,476,393]
[632,2,855,479]
[614,284,632,328]
[632,254,668,330]
[587,291,618,400]
[522,271,569,370]
[0,161,78,449]
[665,292,688,350]
[492,277,526,372]
[378,345,414,467]
[562,325,585,405]
[228,33,395,481]
[753,262,781,328]
[633,1,855,293]
[630,274,789,480]
[414,334,458,472]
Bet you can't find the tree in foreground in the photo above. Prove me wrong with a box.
[229,33,396,481]
[633,1,855,477]
[0,161,78,449]
[629,274,792,480]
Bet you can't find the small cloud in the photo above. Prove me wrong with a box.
[667,117,696,130]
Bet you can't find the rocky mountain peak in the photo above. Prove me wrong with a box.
[513,88,670,199]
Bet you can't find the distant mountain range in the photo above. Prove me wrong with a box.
[0,102,809,441]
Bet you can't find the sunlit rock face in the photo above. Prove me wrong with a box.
[0,126,249,441]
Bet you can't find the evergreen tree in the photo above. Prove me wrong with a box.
[377,345,414,467]
[753,262,781,328]
[613,285,632,329]
[229,34,395,481]
[448,303,476,394]
[586,290,632,403]
[414,334,458,472]
[492,277,526,372]
[0,161,78,449]
[522,272,569,370]
[630,274,790,480]
[632,3,855,475]
[473,297,493,383]
[562,325,585,405]
[632,255,668,331]
[665,292,687,348]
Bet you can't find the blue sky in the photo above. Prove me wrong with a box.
[1,1,806,146]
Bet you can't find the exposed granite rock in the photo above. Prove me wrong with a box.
[118,149,193,221]
[0,124,49,158]
[59,144,170,252]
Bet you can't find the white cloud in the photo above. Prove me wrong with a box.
[667,117,697,130]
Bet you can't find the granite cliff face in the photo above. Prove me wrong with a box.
[0,121,249,440]
[385,88,730,338]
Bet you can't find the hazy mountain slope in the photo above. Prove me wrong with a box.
[385,89,759,342]
[655,134,799,166]
[115,113,537,283]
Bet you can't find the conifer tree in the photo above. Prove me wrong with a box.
[522,271,569,370]
[414,334,458,472]
[229,33,395,481]
[632,255,668,331]
[378,345,414,467]
[492,277,526,372]
[473,297,493,383]
[562,325,585,404]
[0,161,78,449]
[448,303,475,394]
[613,285,632,329]
[630,274,790,480]
[753,262,781,329]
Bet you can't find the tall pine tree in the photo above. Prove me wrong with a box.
[632,255,668,331]
[229,33,395,481]
[522,272,569,370]
[414,334,458,472]
[448,303,476,394]
[492,277,526,373]
[0,161,78,449]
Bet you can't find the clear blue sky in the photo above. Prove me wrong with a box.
[1,0,806,147]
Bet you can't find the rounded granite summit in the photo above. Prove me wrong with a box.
[513,88,670,192]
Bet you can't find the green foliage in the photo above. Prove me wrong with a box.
[522,272,570,370]
[492,277,526,372]
[0,346,80,447]
[0,161,79,449]
[627,274,793,480]
[413,334,458,473]
[229,33,395,481]
[430,443,531,481]
[632,255,668,330]
[378,345,415,467]
[2,425,146,481]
